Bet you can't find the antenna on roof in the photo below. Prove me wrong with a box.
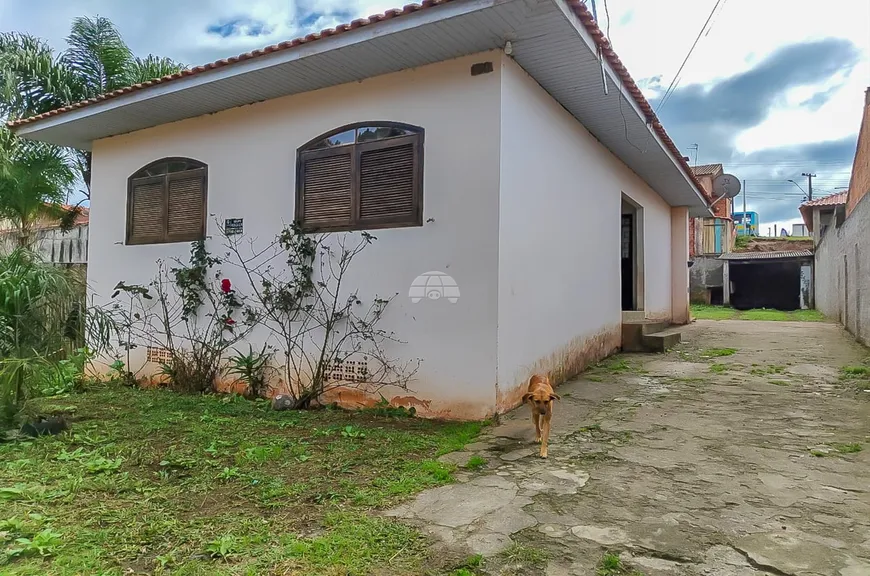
[688,143,699,166]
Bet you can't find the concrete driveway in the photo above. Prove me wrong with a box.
[388,320,870,575]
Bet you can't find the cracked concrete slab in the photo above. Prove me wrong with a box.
[387,320,870,574]
[570,525,629,545]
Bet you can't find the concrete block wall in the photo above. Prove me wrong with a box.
[689,256,724,303]
[0,224,89,264]
[815,191,870,344]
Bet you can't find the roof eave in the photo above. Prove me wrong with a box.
[10,0,711,215]
[10,0,495,147]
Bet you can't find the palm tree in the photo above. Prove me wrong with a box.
[0,16,184,197]
[0,127,76,248]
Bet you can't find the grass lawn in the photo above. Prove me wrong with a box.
[0,386,483,575]
[691,304,827,322]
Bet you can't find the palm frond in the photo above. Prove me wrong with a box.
[0,128,76,236]
[128,55,185,85]
[0,32,83,118]
[61,16,134,97]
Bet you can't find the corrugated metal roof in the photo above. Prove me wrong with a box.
[691,163,723,177]
[7,0,712,215]
[719,250,813,261]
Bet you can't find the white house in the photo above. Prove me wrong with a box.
[10,0,711,419]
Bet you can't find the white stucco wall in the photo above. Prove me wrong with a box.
[495,57,673,405]
[88,52,503,419]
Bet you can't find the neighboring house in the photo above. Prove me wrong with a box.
[9,0,711,419]
[688,163,735,304]
[0,206,89,265]
[719,250,814,311]
[798,192,847,247]
[815,87,870,343]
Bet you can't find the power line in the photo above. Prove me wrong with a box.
[656,0,725,113]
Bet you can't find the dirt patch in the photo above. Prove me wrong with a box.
[735,237,813,253]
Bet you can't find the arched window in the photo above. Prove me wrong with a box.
[127,157,207,245]
[296,122,424,232]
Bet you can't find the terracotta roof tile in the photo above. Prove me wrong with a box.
[798,191,846,232]
[7,0,711,205]
[691,163,723,177]
[800,191,847,207]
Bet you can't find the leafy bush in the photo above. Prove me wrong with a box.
[111,242,254,394]
[0,250,114,424]
[36,347,93,397]
[227,344,274,398]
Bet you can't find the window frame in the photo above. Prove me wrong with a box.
[295,121,424,233]
[126,157,208,246]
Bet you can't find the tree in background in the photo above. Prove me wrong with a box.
[0,127,76,248]
[0,16,185,198]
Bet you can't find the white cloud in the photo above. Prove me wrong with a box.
[599,0,870,156]
[2,0,866,219]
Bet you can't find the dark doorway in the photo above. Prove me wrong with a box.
[729,261,801,310]
[709,286,724,306]
[621,214,634,310]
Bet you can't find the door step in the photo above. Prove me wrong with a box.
[641,327,682,353]
[622,320,682,353]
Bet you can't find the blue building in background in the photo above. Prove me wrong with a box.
[732,212,759,236]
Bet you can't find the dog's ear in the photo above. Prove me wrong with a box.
[550,393,561,401]
[522,393,532,403]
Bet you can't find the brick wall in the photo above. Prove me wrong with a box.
[846,88,870,217]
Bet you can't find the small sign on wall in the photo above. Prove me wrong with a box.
[225,218,243,236]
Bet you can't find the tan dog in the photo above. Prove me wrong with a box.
[522,374,560,458]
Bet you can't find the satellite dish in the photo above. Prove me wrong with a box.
[713,174,741,199]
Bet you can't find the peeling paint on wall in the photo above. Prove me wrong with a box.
[495,324,621,414]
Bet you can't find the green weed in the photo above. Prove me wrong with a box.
[421,460,453,482]
[205,534,242,559]
[702,348,736,358]
[835,443,863,454]
[4,528,63,561]
[500,543,548,567]
[841,366,870,377]
[465,455,487,470]
[451,554,484,575]
[597,551,645,575]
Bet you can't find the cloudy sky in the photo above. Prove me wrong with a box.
[1,0,868,233]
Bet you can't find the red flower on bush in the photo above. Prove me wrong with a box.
[220,279,232,294]
[225,317,236,326]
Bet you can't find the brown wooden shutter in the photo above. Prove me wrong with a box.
[300,150,353,230]
[128,175,165,244]
[167,168,206,241]
[357,135,421,227]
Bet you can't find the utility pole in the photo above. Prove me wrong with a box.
[802,172,815,201]
[742,179,747,236]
